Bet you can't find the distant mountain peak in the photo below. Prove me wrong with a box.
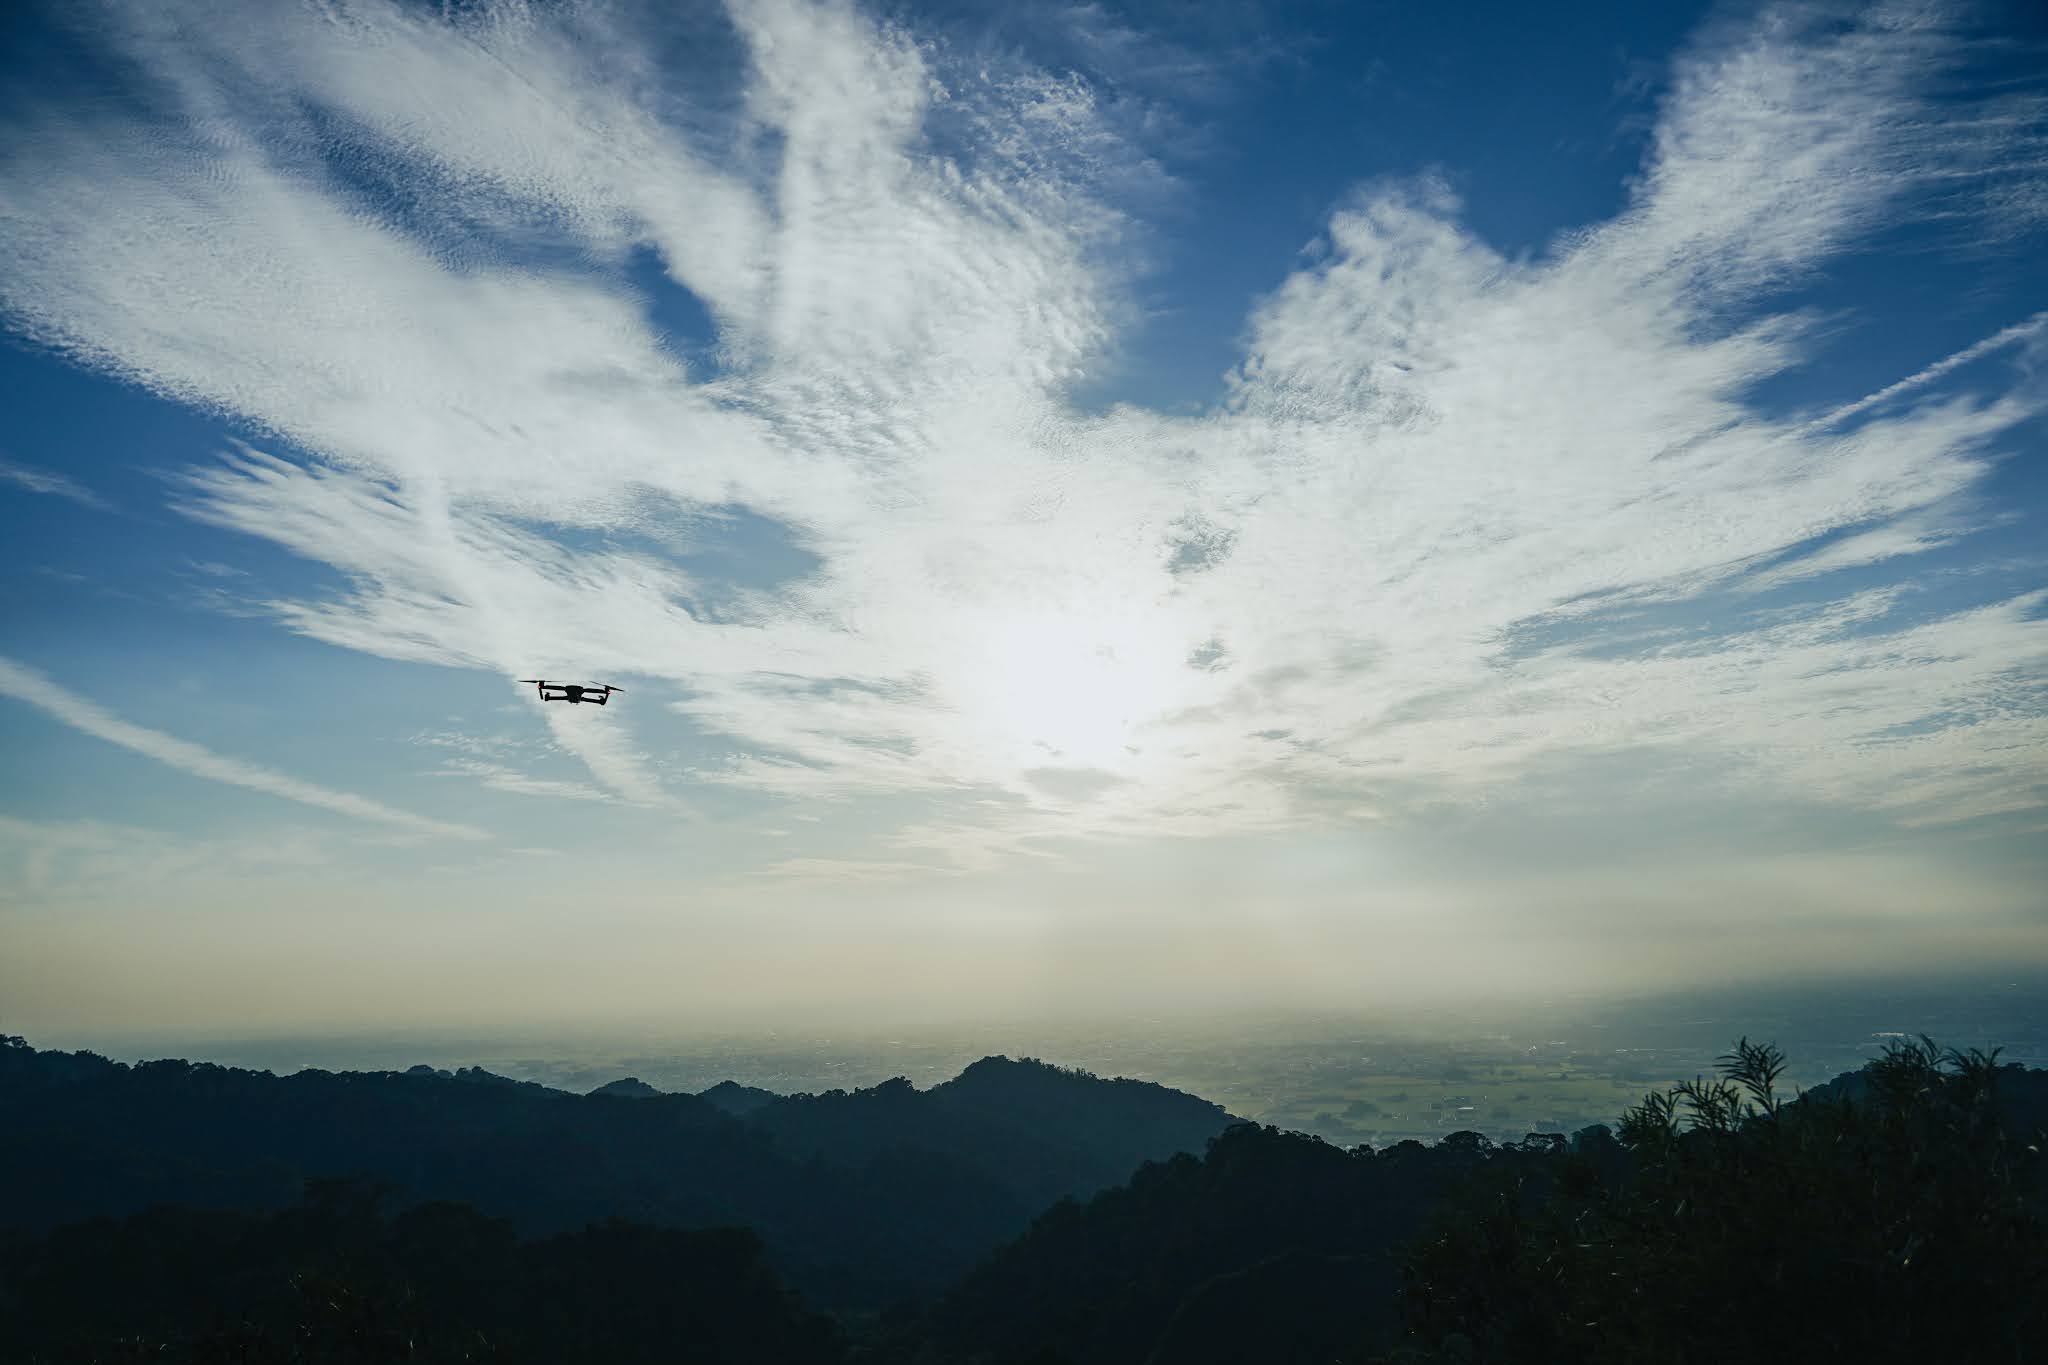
[948,1055,1078,1085]
[589,1077,661,1098]
[451,1066,531,1088]
[698,1079,780,1117]
[939,1056,1229,1115]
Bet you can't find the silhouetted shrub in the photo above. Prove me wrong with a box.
[1393,1036,2048,1364]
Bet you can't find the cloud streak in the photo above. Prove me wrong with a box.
[0,657,489,840]
[0,456,109,509]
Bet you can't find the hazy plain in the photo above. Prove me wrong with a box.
[50,975,2047,1148]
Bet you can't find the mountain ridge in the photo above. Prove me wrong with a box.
[0,1035,1235,1308]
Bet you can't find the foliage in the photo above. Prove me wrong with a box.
[0,1181,847,1364]
[0,1038,1227,1311]
[7,1033,2045,1364]
[1392,1036,2048,1364]
[897,1122,1564,1365]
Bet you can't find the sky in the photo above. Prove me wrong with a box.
[2,0,2046,1042]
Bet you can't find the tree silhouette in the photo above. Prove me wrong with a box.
[1392,1036,2048,1364]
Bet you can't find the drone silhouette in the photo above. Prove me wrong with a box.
[520,680,622,706]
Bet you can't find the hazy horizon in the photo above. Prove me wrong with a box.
[17,971,2043,1155]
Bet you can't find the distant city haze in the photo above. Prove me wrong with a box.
[36,977,2048,1150]
[2,0,2045,1043]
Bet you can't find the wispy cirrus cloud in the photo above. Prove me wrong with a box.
[0,657,488,840]
[0,455,109,510]
[0,0,2043,874]
[427,756,610,804]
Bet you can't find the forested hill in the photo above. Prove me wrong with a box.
[0,1036,1235,1308]
[918,1122,1469,1364]
[696,1078,780,1115]
[905,1039,2048,1364]
[1,1194,849,1365]
[1,1035,2043,1363]
[748,1055,1235,1214]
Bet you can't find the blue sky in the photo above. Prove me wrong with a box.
[2,0,2045,1038]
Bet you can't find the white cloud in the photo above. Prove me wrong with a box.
[0,656,488,840]
[0,456,109,509]
[426,756,610,804]
[1803,311,2048,435]
[0,0,2043,869]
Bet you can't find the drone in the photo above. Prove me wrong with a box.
[520,679,623,706]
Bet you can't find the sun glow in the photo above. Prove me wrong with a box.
[954,609,1198,772]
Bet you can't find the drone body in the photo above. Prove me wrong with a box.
[520,680,621,705]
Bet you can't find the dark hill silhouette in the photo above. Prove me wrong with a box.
[748,1056,1236,1216]
[896,1037,2047,1365]
[1148,1249,1384,1365]
[914,1122,1488,1365]
[2,1034,2044,1362]
[0,1036,1230,1310]
[1391,1037,2048,1362]
[589,1076,663,1098]
[1802,1053,2048,1132]
[699,1078,781,1116]
[0,1183,848,1364]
